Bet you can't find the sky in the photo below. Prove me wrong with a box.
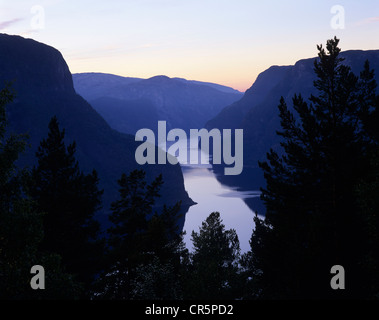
[1,0,379,92]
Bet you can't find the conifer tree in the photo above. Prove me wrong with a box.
[184,212,241,299]
[98,169,185,299]
[248,37,379,299]
[0,85,79,299]
[131,202,187,299]
[30,116,104,295]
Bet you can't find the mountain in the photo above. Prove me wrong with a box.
[208,49,379,166]
[73,73,243,135]
[206,49,379,214]
[206,65,292,131]
[0,33,193,228]
[71,73,142,100]
[172,77,243,95]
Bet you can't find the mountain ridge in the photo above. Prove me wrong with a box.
[73,72,244,135]
[0,33,193,228]
[207,49,379,167]
[206,49,379,215]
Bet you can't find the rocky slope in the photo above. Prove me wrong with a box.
[0,33,193,228]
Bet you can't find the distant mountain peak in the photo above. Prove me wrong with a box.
[73,72,244,134]
[147,75,171,80]
[143,75,173,85]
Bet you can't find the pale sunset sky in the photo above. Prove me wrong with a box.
[1,0,379,92]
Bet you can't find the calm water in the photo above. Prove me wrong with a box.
[162,138,261,253]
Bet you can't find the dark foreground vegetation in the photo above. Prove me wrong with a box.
[1,38,379,300]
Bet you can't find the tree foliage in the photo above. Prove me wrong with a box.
[30,116,104,295]
[3,37,379,300]
[0,85,79,299]
[96,169,185,299]
[183,212,241,299]
[246,37,379,299]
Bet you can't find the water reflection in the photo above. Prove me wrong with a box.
[161,137,262,253]
[181,165,259,253]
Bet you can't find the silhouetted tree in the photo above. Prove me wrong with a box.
[0,85,80,299]
[129,203,187,300]
[97,170,185,299]
[247,37,379,299]
[183,212,241,299]
[30,116,104,296]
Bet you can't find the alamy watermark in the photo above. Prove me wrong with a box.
[30,265,45,290]
[330,265,345,290]
[331,5,345,30]
[30,5,45,30]
[134,121,244,176]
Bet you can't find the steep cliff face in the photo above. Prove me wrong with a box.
[0,33,193,227]
[206,65,291,130]
[0,34,74,95]
[207,50,379,168]
[206,50,379,215]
